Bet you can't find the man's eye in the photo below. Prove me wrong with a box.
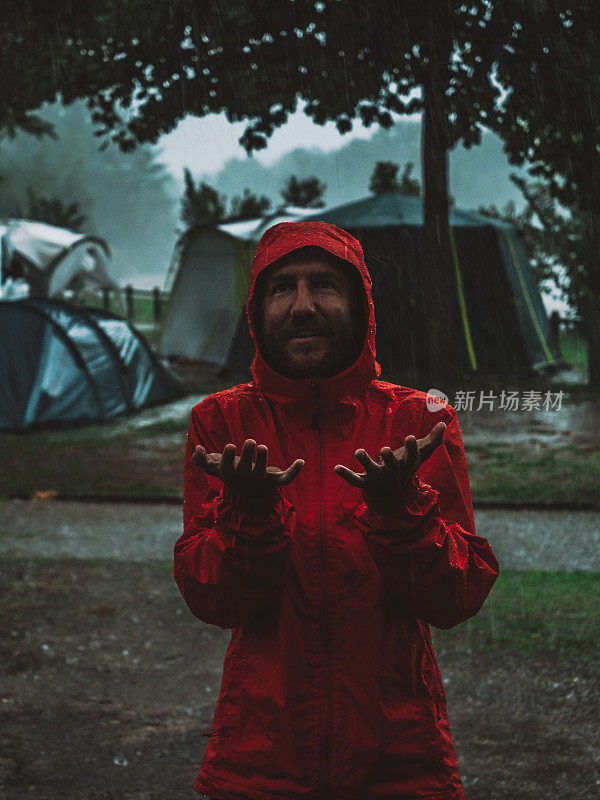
[318,279,336,289]
[271,283,290,294]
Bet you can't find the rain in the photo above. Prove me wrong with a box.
[1,3,599,799]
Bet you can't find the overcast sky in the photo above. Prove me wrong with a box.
[156,104,397,177]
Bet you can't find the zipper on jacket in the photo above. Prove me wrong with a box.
[310,380,319,430]
[312,380,333,798]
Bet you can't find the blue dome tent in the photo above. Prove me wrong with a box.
[0,299,185,431]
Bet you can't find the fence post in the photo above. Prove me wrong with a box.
[126,284,134,322]
[549,310,561,357]
[152,286,161,325]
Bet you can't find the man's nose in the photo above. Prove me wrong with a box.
[290,282,317,315]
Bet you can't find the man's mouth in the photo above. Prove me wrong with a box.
[288,331,324,339]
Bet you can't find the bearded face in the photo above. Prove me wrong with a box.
[255,247,366,380]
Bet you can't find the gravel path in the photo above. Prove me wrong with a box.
[1,499,599,571]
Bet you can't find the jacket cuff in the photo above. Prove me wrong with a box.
[214,483,289,544]
[354,475,440,542]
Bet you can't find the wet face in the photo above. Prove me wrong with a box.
[256,251,365,379]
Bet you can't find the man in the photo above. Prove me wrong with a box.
[175,220,499,800]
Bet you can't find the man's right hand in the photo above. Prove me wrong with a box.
[193,439,304,497]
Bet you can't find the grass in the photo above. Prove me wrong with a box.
[0,323,595,502]
[84,292,169,326]
[2,421,600,502]
[467,442,600,504]
[0,426,184,499]
[560,325,588,372]
[434,570,600,659]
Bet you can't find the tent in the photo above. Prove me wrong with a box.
[302,192,561,378]
[0,299,184,431]
[159,194,560,380]
[158,208,317,364]
[0,219,118,299]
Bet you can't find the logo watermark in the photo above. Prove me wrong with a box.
[426,389,565,412]
[426,388,450,412]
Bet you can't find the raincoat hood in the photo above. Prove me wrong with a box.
[246,221,381,401]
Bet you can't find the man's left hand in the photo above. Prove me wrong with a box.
[333,422,447,506]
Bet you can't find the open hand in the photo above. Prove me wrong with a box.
[333,422,447,505]
[193,439,304,497]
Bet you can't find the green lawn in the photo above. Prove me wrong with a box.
[434,570,600,659]
[84,292,169,325]
[467,442,600,504]
[560,325,587,372]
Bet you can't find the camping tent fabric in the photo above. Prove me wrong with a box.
[0,299,184,431]
[301,194,558,377]
[160,193,558,380]
[301,191,508,230]
[159,228,254,362]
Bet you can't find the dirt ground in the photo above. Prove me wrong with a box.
[1,559,599,800]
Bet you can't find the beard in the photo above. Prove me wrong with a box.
[258,318,364,379]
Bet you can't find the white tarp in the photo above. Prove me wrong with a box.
[0,219,117,298]
[217,206,318,242]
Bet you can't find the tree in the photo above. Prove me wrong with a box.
[4,1,595,384]
[486,1,600,388]
[229,188,271,220]
[369,161,422,197]
[180,168,225,228]
[280,175,326,208]
[369,162,400,195]
[398,162,421,198]
[0,100,180,287]
[24,188,86,230]
[479,175,587,334]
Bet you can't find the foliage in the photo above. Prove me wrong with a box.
[280,174,326,208]
[398,162,421,197]
[229,188,271,220]
[0,110,55,143]
[4,2,596,382]
[490,2,600,218]
[369,161,422,196]
[23,188,86,230]
[478,173,588,317]
[2,2,570,155]
[180,168,225,228]
[369,161,400,195]
[0,101,179,286]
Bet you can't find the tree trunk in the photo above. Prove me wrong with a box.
[581,213,600,394]
[419,78,456,390]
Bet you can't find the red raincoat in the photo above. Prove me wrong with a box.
[175,221,499,800]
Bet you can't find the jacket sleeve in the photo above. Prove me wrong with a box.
[174,405,294,629]
[353,406,499,629]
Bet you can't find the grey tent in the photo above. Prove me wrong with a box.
[160,194,559,380]
[157,208,318,364]
[0,299,184,431]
